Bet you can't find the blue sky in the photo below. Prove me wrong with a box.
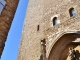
[1,0,28,60]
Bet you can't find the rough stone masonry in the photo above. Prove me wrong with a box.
[18,0,80,60]
[0,0,19,57]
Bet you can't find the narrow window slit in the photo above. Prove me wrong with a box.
[37,25,40,31]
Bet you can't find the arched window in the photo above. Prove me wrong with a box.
[69,8,76,17]
[53,17,60,26]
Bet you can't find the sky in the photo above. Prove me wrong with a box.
[1,0,28,60]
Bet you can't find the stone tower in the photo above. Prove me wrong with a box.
[18,0,80,60]
[0,0,19,57]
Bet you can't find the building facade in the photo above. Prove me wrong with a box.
[18,0,80,60]
[0,0,19,57]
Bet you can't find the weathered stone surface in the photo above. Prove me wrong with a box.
[18,0,80,60]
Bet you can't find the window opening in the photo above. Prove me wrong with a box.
[0,0,6,14]
[53,17,60,26]
[69,8,76,17]
[37,25,40,31]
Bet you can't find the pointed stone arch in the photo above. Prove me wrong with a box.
[48,31,80,60]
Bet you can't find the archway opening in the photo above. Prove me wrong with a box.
[48,33,80,60]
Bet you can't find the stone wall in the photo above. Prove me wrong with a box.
[0,0,19,57]
[18,0,80,60]
[18,0,45,60]
[43,0,80,58]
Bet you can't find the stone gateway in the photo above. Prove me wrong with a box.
[18,0,80,60]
